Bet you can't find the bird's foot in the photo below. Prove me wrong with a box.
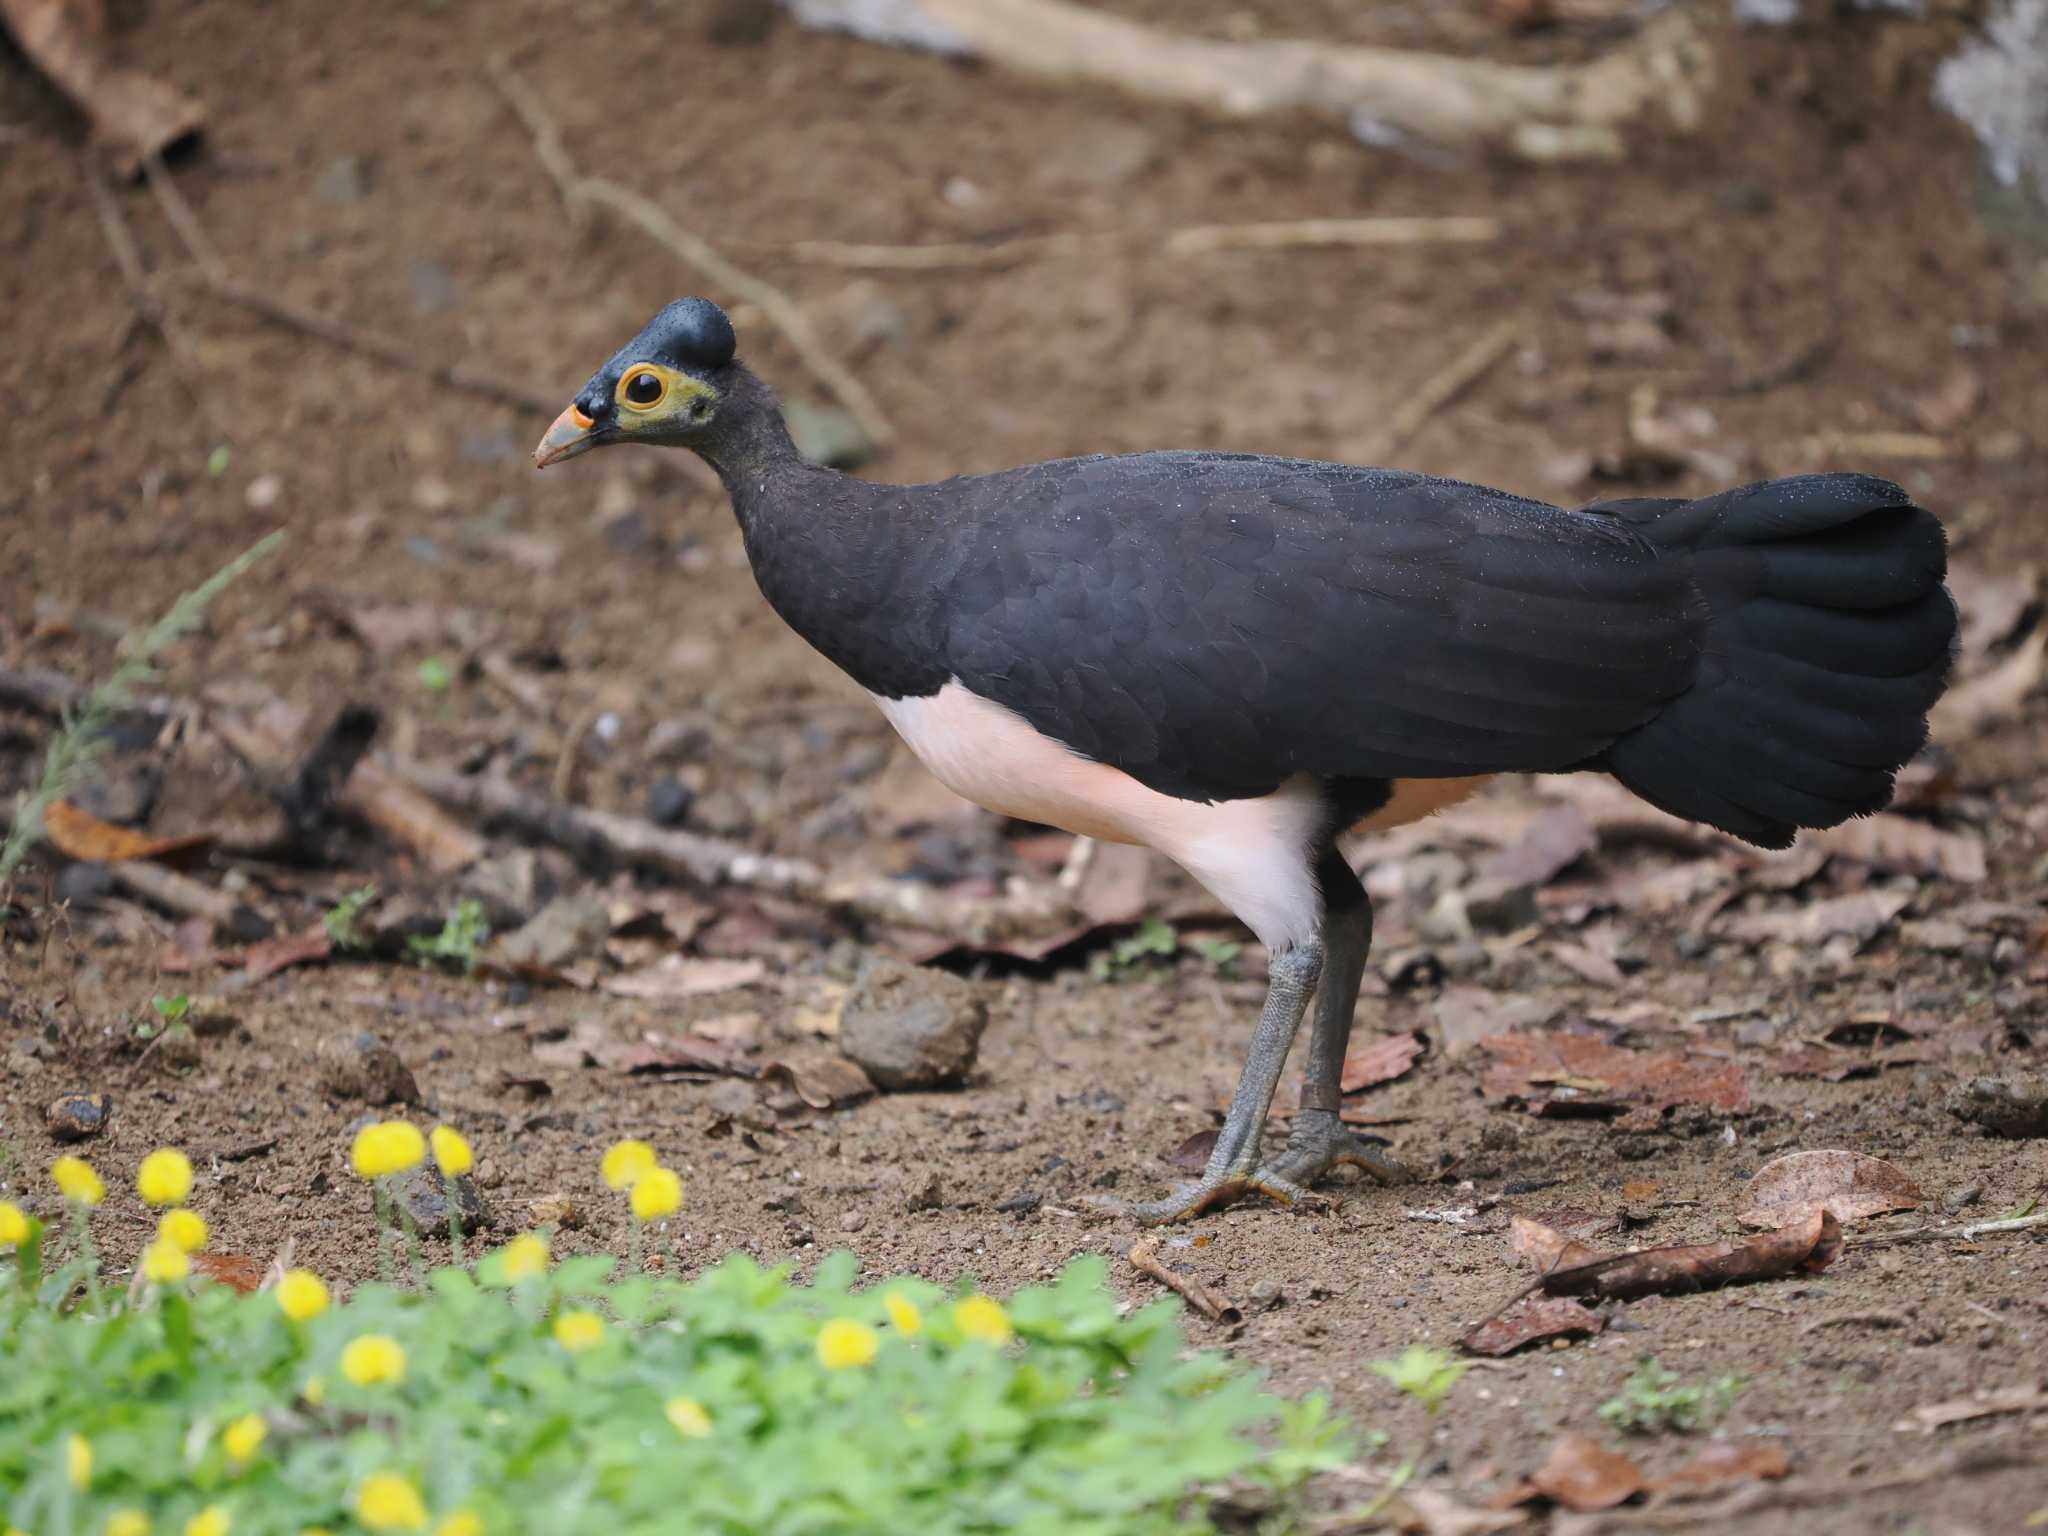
[1087,1164,1317,1226]
[1265,1107,1412,1189]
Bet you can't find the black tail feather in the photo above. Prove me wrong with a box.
[1597,474,1955,849]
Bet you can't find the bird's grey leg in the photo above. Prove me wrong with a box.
[1104,936,1325,1225]
[1265,852,1412,1190]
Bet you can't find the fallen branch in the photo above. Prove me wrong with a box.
[1844,1212,2048,1249]
[390,757,1069,940]
[108,860,268,942]
[785,0,1712,163]
[485,53,895,454]
[1360,317,1522,463]
[1127,1239,1243,1326]
[744,216,1500,271]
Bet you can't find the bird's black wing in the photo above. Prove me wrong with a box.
[926,452,1705,802]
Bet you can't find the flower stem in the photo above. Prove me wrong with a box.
[70,1205,103,1315]
[373,1184,395,1285]
[448,1202,464,1268]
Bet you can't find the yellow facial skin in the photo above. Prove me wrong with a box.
[612,363,718,435]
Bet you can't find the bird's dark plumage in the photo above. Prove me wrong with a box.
[538,297,1958,1224]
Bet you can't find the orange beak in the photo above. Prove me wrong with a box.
[533,403,599,468]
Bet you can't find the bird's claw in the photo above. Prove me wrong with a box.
[1268,1109,1413,1189]
[1083,1167,1321,1225]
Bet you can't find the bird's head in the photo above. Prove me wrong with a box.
[533,297,737,468]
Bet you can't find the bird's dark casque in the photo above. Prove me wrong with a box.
[537,297,1957,1224]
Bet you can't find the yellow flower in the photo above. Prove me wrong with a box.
[553,1310,605,1352]
[600,1139,656,1191]
[816,1318,880,1370]
[67,1433,93,1490]
[629,1166,682,1224]
[137,1148,194,1207]
[0,1201,32,1246]
[184,1506,228,1536]
[434,1513,482,1536]
[222,1412,267,1463]
[355,1472,428,1532]
[952,1295,1013,1347]
[276,1269,330,1321]
[429,1126,472,1179]
[158,1207,209,1253]
[106,1509,151,1536]
[142,1238,190,1284]
[52,1156,104,1207]
[883,1293,924,1336]
[340,1334,407,1386]
[664,1395,712,1438]
[351,1122,426,1180]
[301,1377,326,1407]
[500,1233,549,1282]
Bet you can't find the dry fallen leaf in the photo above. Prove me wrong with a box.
[1517,1432,1646,1512]
[1166,1128,1218,1171]
[0,0,205,174]
[759,1047,876,1109]
[1435,986,1512,1058]
[1735,1150,1924,1229]
[600,956,765,1000]
[1462,1294,1604,1356]
[1479,804,1597,888]
[1804,816,1986,884]
[1386,1487,1529,1535]
[1721,888,1912,948]
[239,925,333,983]
[190,1252,267,1293]
[1932,629,2047,744]
[1510,1210,1840,1300]
[609,1031,756,1078]
[1950,562,2039,664]
[1651,1439,1791,1496]
[44,800,214,865]
[1340,1031,1426,1093]
[1480,1032,1749,1116]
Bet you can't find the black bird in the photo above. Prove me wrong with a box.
[536,297,1955,1223]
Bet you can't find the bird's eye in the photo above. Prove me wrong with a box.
[620,369,666,409]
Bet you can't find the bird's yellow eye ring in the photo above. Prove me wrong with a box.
[619,367,667,411]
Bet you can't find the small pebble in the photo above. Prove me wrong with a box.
[45,1092,111,1142]
[245,474,283,510]
[839,1211,866,1233]
[316,1030,420,1106]
[392,1168,491,1235]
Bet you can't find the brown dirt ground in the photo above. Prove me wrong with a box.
[5,2,2048,1531]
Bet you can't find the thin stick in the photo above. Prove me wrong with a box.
[484,53,895,452]
[1845,1211,2048,1248]
[1359,317,1522,463]
[80,157,223,431]
[141,152,228,285]
[1127,1239,1243,1325]
[742,216,1500,272]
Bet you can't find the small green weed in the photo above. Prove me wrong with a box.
[406,898,489,972]
[324,884,379,952]
[151,995,191,1027]
[1598,1357,1743,1435]
[1368,1344,1468,1416]
[415,656,454,693]
[0,532,283,886]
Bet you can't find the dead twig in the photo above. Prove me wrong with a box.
[485,52,895,452]
[1127,1239,1243,1326]
[107,860,268,941]
[744,216,1500,271]
[1845,1212,2048,1248]
[1359,317,1522,463]
[390,757,1069,940]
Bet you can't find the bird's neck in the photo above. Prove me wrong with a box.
[689,365,820,511]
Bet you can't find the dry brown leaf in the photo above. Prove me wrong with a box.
[1721,888,1912,947]
[1435,986,1511,1058]
[1340,1031,1426,1093]
[1384,1486,1529,1535]
[760,1047,875,1109]
[1550,940,1625,988]
[1517,1432,1646,1512]
[1480,1033,1749,1116]
[1907,364,1984,434]
[1462,1293,1604,1356]
[610,1030,756,1077]
[1734,1149,1924,1228]
[335,601,445,657]
[1650,1440,1791,1496]
[600,956,765,1000]
[1511,1212,1606,1273]
[1513,1210,1840,1300]
[0,0,205,174]
[190,1252,267,1293]
[1950,563,2039,663]
[44,800,214,865]
[1804,816,1986,883]
[1932,628,2048,743]
[1897,1383,2048,1432]
[1165,1128,1217,1171]
[1479,804,1597,888]
[240,925,332,982]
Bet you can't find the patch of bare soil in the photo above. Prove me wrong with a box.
[5,1,2047,1530]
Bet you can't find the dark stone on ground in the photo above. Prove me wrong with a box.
[46,1092,111,1142]
[1945,1076,2048,1138]
[317,1030,420,1105]
[839,954,988,1091]
[392,1167,492,1235]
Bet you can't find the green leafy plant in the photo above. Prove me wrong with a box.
[1598,1357,1743,1436]
[0,1246,1349,1536]
[406,898,489,972]
[1369,1344,1468,1416]
[1091,917,1180,979]
[0,532,284,887]
[416,656,454,693]
[151,995,191,1027]
[1186,935,1242,975]
[324,885,379,951]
